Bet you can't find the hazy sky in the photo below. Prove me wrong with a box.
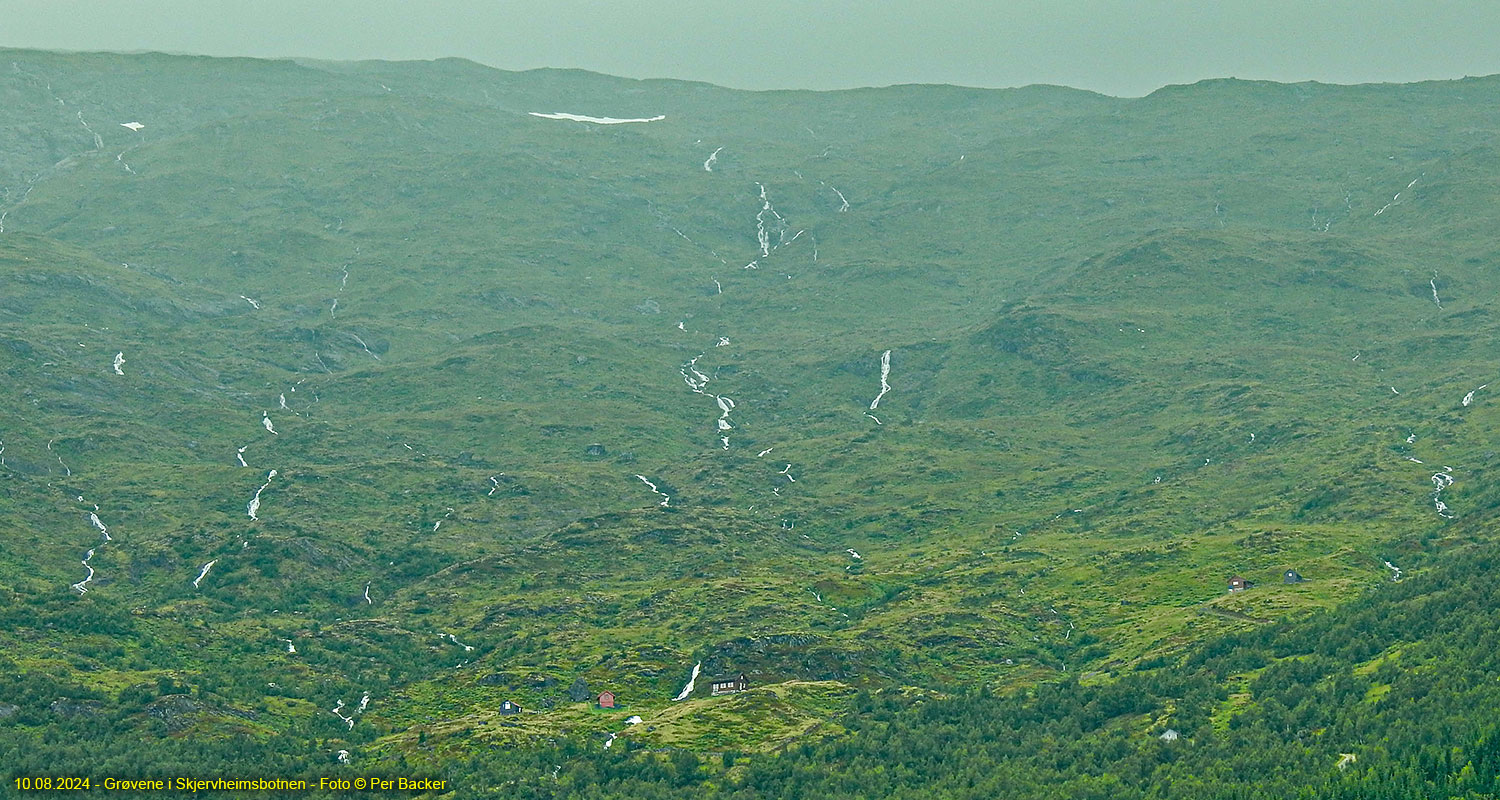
[2,0,1498,96]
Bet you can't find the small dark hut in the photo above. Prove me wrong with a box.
[710,674,749,696]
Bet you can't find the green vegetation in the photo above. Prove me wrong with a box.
[2,48,1500,796]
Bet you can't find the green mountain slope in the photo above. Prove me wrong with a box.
[2,49,1500,791]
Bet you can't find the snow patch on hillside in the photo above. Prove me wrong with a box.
[529,112,664,124]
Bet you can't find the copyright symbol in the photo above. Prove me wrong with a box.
[355,778,367,789]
